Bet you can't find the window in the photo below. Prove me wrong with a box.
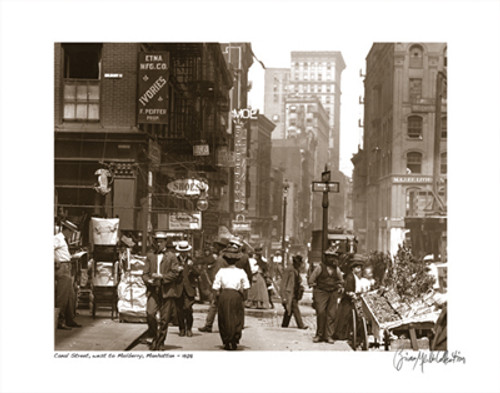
[409,78,422,102]
[407,116,423,139]
[272,114,280,122]
[440,152,447,174]
[407,152,422,174]
[441,116,447,139]
[409,44,423,68]
[444,47,447,67]
[273,94,279,103]
[63,43,102,121]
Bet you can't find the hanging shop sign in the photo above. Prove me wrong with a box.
[233,123,247,212]
[94,168,113,195]
[231,108,259,124]
[193,143,210,157]
[168,212,202,231]
[148,139,161,169]
[216,146,235,167]
[167,178,209,197]
[137,52,169,124]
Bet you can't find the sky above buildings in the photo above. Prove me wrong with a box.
[247,41,371,178]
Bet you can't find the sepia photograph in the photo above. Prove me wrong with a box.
[1,1,500,393]
[53,42,447,354]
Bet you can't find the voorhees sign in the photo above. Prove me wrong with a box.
[138,52,169,124]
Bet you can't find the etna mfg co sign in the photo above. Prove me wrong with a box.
[138,52,169,124]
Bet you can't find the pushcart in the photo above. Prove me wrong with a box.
[351,296,370,351]
[359,290,440,351]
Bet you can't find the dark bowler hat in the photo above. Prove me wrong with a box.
[292,255,303,263]
[165,238,175,249]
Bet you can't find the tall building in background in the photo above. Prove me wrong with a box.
[352,42,447,256]
[289,51,345,169]
[264,68,289,140]
[264,50,349,250]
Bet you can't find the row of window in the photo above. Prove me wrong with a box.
[408,44,447,68]
[407,115,447,139]
[407,151,447,174]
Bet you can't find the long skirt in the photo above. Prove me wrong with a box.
[246,272,270,309]
[218,289,244,345]
[334,297,354,340]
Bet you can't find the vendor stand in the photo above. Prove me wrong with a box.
[358,289,442,351]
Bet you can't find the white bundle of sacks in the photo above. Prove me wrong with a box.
[91,217,119,245]
[117,272,147,316]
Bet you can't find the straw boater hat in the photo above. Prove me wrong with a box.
[175,240,192,252]
[154,231,168,239]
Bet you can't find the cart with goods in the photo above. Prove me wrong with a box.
[117,250,148,323]
[351,296,370,351]
[89,218,120,319]
[358,289,442,351]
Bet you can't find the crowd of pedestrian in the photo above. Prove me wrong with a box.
[139,231,376,351]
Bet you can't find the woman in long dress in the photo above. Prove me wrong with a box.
[212,245,250,350]
[334,255,365,341]
[245,253,271,309]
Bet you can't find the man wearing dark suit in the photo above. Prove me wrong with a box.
[280,255,308,329]
[143,233,183,350]
[176,241,200,337]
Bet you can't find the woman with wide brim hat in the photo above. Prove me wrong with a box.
[212,243,250,350]
[334,254,366,342]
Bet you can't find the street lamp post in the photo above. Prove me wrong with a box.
[282,179,289,267]
[321,166,330,256]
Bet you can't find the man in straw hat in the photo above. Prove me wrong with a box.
[307,246,344,344]
[175,240,199,338]
[143,232,183,350]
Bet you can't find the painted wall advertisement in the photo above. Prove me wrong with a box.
[137,52,169,124]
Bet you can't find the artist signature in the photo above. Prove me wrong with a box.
[393,349,466,372]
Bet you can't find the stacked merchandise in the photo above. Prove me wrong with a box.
[118,252,148,322]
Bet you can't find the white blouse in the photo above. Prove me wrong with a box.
[213,266,250,291]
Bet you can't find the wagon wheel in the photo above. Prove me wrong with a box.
[352,309,357,350]
[361,317,369,351]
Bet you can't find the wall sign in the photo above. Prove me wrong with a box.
[137,52,169,124]
[168,212,202,231]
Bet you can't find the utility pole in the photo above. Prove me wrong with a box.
[281,179,289,266]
